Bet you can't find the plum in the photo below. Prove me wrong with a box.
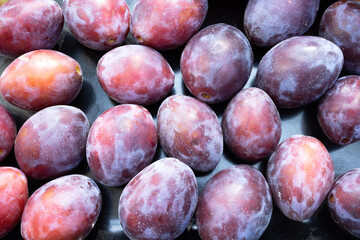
[319,0,360,74]
[87,104,157,186]
[318,75,360,145]
[0,103,16,162]
[328,168,360,238]
[244,0,320,47]
[63,0,130,51]
[267,135,335,221]
[0,49,83,111]
[196,165,272,240]
[0,167,28,238]
[21,174,102,240]
[15,105,89,180]
[255,36,344,108]
[130,0,208,50]
[0,0,63,58]
[180,23,253,103]
[157,95,223,172]
[97,45,174,105]
[118,158,198,240]
[222,87,281,162]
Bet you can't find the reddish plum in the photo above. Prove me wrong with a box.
[328,168,360,238]
[0,103,16,162]
[267,135,334,221]
[97,45,174,105]
[87,104,157,186]
[318,75,360,145]
[0,50,83,111]
[157,95,223,172]
[181,23,253,103]
[15,105,89,180]
[0,0,63,58]
[0,167,28,238]
[130,0,208,50]
[21,174,102,240]
[255,36,344,108]
[63,0,130,51]
[319,1,360,74]
[118,158,198,240]
[222,87,281,162]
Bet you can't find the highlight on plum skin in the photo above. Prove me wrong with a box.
[0,0,64,58]
[0,49,83,112]
[97,45,175,106]
[118,158,198,240]
[267,135,335,221]
[0,103,16,162]
[86,104,157,187]
[222,87,281,162]
[180,23,253,104]
[130,0,208,50]
[318,75,360,145]
[157,95,223,172]
[319,0,360,75]
[14,105,90,180]
[63,0,130,51]
[255,36,344,108]
[328,168,360,239]
[0,167,28,239]
[21,174,102,240]
[196,165,272,240]
[244,0,319,47]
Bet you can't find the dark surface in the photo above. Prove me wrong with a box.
[0,0,359,239]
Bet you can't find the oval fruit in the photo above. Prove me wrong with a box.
[0,103,16,162]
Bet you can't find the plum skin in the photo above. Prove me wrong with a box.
[0,0,64,58]
[0,167,28,238]
[118,158,198,240]
[222,87,281,162]
[0,103,16,162]
[86,104,157,186]
[267,135,335,221]
[318,75,360,145]
[181,23,253,104]
[328,168,360,239]
[196,165,273,240]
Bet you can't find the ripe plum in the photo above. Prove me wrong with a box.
[0,103,16,162]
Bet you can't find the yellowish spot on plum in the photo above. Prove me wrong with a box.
[0,0,9,6]
[0,149,4,156]
[329,194,335,204]
[201,93,211,100]
[108,38,116,44]
[136,36,143,43]
[76,66,81,75]
[340,138,351,144]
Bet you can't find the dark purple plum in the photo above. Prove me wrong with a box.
[319,1,360,74]
[318,75,360,145]
[0,103,16,162]
[255,36,344,108]
[222,87,281,162]
[181,23,253,103]
[118,158,198,240]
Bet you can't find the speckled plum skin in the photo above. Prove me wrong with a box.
[319,1,360,74]
[267,135,335,221]
[180,23,253,103]
[157,95,223,172]
[15,106,89,180]
[130,0,208,50]
[196,165,272,240]
[97,45,175,105]
[63,0,130,51]
[328,168,360,238]
[244,0,319,47]
[0,167,28,238]
[0,104,16,162]
[87,104,157,186]
[255,36,344,108]
[0,0,63,58]
[222,87,281,162]
[21,174,102,240]
[0,50,83,111]
[318,75,360,145]
[118,158,198,240]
